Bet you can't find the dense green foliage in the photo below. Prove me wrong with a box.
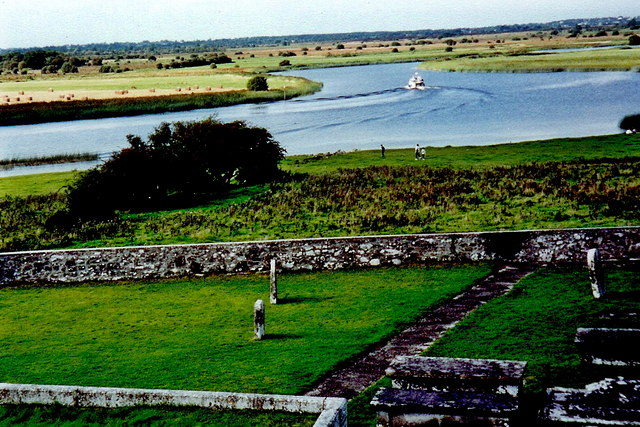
[426,267,640,393]
[247,75,269,91]
[0,404,316,426]
[620,113,640,130]
[67,119,285,216]
[0,266,488,393]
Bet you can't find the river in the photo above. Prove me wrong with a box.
[1,62,639,176]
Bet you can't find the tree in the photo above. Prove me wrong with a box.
[59,62,78,74]
[67,118,285,216]
[247,76,268,91]
[630,35,640,46]
[620,114,640,131]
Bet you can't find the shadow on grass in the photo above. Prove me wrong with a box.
[278,296,331,304]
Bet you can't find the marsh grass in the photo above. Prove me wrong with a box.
[0,153,98,169]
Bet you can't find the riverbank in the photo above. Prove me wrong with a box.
[0,76,322,126]
[419,46,640,73]
[2,133,640,253]
[2,133,639,198]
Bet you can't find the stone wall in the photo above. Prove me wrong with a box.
[0,383,347,427]
[1,227,639,285]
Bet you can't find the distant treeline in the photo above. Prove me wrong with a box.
[2,16,638,56]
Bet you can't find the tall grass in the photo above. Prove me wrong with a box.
[0,153,98,169]
[2,158,640,252]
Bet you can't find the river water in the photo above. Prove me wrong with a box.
[1,62,639,176]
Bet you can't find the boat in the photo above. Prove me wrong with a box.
[405,73,426,90]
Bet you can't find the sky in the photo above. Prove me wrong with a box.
[1,0,638,49]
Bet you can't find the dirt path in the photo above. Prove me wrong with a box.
[304,264,536,399]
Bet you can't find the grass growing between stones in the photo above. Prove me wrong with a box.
[0,404,316,426]
[425,267,640,393]
[0,265,489,394]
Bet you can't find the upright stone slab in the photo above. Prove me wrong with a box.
[254,299,265,340]
[269,259,278,304]
[587,248,606,299]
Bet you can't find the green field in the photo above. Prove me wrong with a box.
[0,265,489,393]
[420,46,640,72]
[0,72,303,93]
[0,171,77,197]
[0,76,321,126]
[282,133,640,174]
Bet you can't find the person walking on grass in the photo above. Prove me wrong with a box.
[415,144,420,160]
[380,144,386,158]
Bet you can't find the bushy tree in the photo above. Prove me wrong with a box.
[620,114,640,131]
[68,118,285,216]
[59,62,78,74]
[247,75,268,91]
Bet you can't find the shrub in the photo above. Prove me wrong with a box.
[279,59,291,66]
[67,118,285,217]
[336,44,345,49]
[247,76,268,91]
[156,63,163,69]
[391,48,399,53]
[99,65,115,73]
[630,35,640,46]
[445,47,454,52]
[59,62,78,74]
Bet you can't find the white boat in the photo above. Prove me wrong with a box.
[405,73,426,90]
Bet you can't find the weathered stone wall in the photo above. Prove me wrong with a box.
[1,227,639,285]
[0,383,347,427]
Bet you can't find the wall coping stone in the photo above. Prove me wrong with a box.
[0,383,347,427]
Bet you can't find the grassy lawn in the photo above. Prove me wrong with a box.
[0,265,489,394]
[0,171,77,197]
[282,133,640,175]
[420,46,640,73]
[425,267,640,393]
[0,405,316,427]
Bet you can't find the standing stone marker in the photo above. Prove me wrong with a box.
[587,248,606,299]
[254,299,265,340]
[270,259,279,304]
